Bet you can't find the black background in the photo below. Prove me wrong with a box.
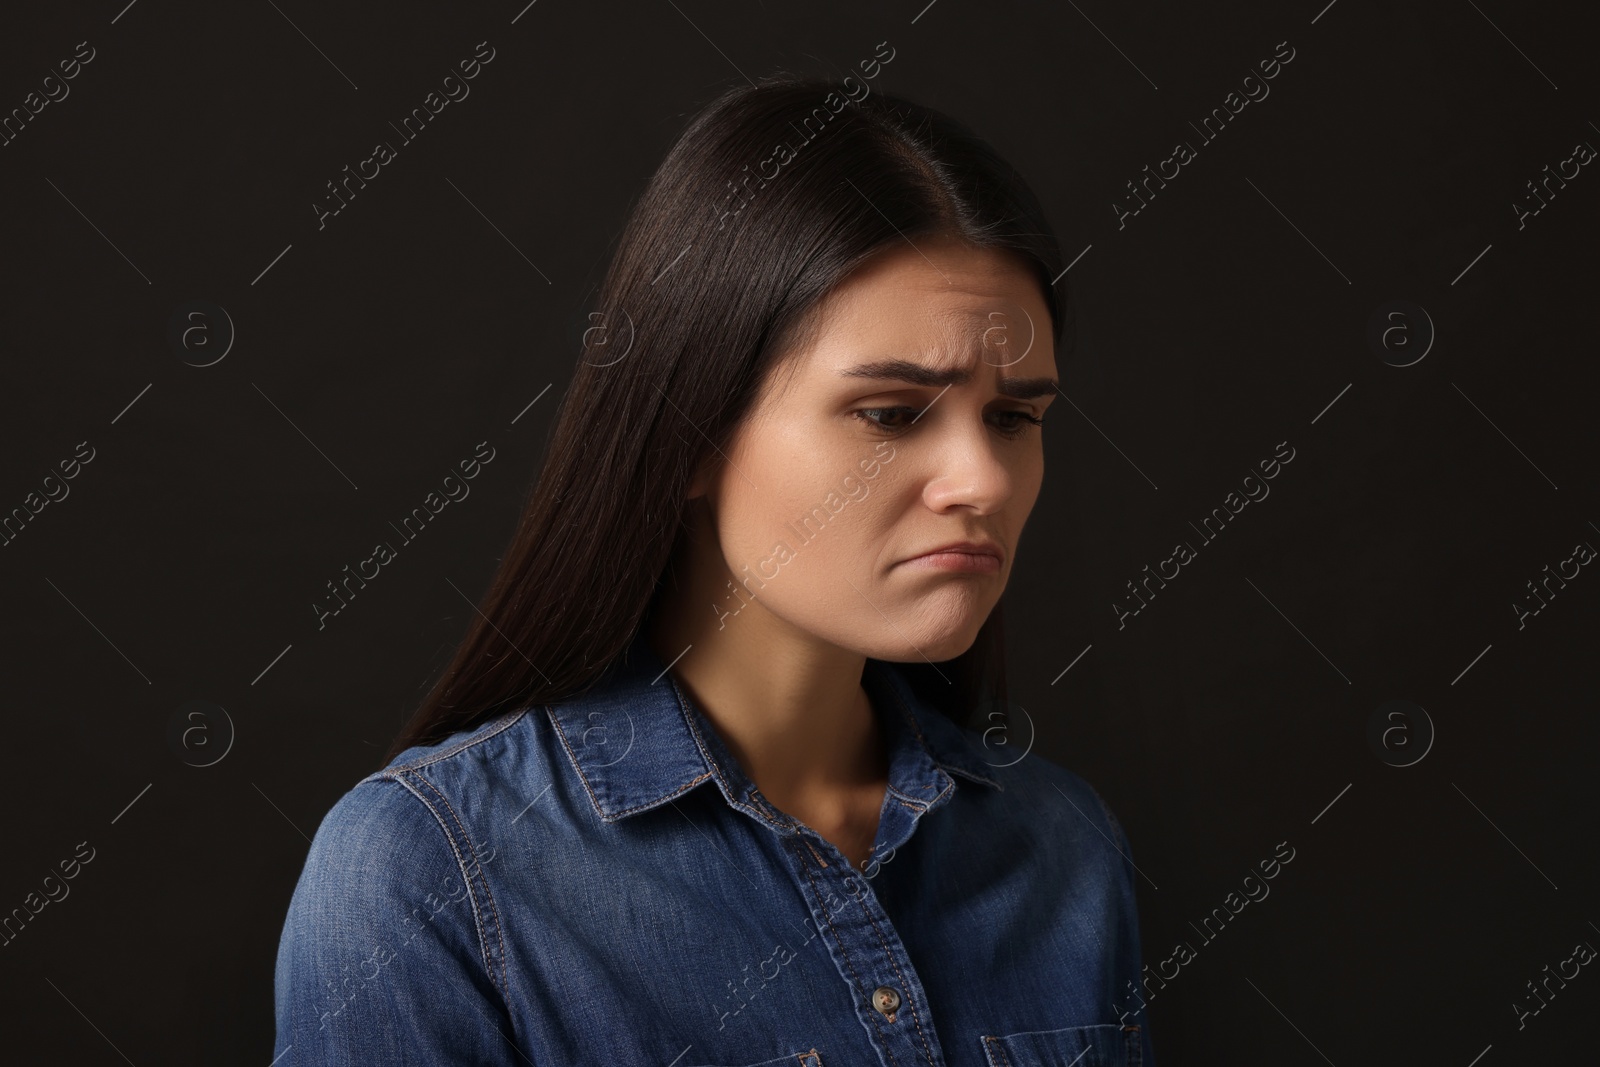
[2,0,1596,1063]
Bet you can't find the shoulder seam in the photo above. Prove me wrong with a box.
[384,770,513,1008]
[361,709,530,783]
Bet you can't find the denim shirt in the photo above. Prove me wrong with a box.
[274,632,1155,1066]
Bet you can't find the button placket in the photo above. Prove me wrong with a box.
[788,832,943,1066]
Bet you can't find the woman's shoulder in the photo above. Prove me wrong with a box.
[376,705,535,781]
[283,724,513,929]
[277,709,538,973]
[274,718,527,1058]
[986,746,1139,867]
[311,707,537,872]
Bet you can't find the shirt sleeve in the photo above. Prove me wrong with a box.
[272,773,520,1066]
[1092,785,1157,1067]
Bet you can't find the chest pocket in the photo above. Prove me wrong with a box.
[682,1049,824,1067]
[980,1023,1141,1067]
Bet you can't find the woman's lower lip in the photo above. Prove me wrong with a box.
[901,551,1001,573]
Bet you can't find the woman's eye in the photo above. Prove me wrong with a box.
[853,406,920,433]
[852,406,1045,437]
[991,410,1046,437]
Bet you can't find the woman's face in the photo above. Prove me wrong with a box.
[693,235,1058,664]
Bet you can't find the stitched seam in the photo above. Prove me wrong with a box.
[399,770,511,1003]
[884,784,933,810]
[672,677,745,797]
[794,837,903,1067]
[676,692,725,780]
[368,709,529,778]
[401,771,507,995]
[878,664,1003,790]
[609,771,716,817]
[945,763,1006,790]
[546,702,719,821]
[981,1035,1013,1067]
[848,869,941,1065]
[545,704,614,819]
[671,677,793,828]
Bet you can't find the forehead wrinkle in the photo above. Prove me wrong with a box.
[920,304,993,367]
[789,244,1053,395]
[896,316,979,383]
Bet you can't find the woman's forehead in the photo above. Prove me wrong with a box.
[806,272,1052,369]
[801,315,1057,387]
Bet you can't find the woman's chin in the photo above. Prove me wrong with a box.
[858,621,985,664]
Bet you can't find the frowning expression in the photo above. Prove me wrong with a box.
[695,235,1058,663]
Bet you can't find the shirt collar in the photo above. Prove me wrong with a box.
[544,630,1005,825]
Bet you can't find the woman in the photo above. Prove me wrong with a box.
[274,73,1155,1067]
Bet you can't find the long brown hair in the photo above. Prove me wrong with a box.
[384,74,1069,765]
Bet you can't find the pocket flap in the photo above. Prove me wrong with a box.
[980,1022,1141,1067]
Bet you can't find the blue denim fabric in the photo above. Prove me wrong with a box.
[274,631,1155,1066]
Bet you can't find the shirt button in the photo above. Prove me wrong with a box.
[871,986,901,1016]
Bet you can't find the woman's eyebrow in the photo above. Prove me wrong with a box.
[839,358,1058,399]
